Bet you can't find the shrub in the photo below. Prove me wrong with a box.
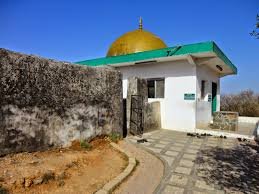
[221,90,259,117]
[42,171,55,183]
[109,132,121,143]
[80,140,92,150]
[0,186,8,194]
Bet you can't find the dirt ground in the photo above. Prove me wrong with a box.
[0,138,127,194]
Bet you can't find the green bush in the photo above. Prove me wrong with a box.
[0,185,8,194]
[221,90,259,117]
[80,140,92,150]
[109,132,121,143]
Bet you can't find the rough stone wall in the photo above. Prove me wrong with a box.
[126,77,147,131]
[126,77,161,134]
[0,48,122,156]
[211,111,238,131]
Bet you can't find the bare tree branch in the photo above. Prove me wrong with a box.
[251,14,259,39]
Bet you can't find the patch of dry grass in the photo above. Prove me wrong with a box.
[221,90,259,117]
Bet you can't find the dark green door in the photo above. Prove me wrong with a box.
[212,82,217,113]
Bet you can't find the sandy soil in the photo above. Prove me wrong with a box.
[0,138,127,194]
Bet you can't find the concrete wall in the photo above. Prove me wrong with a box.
[255,121,259,141]
[0,48,123,155]
[118,60,197,131]
[239,116,259,123]
[196,64,220,128]
[144,101,161,130]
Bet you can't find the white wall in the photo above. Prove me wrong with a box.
[239,116,259,124]
[118,60,197,132]
[196,65,220,128]
[122,79,128,99]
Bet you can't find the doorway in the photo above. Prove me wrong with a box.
[212,82,217,113]
[122,99,127,137]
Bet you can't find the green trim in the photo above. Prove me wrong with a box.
[212,42,237,74]
[76,41,237,74]
[212,82,217,113]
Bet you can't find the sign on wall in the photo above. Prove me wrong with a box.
[208,94,212,102]
[184,93,195,100]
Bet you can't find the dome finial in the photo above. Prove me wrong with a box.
[139,17,143,30]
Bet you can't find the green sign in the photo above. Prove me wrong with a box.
[184,93,195,100]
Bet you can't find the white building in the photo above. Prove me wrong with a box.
[77,20,237,132]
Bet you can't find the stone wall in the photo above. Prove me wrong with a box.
[126,77,161,134]
[126,77,148,131]
[0,48,123,156]
[211,111,238,131]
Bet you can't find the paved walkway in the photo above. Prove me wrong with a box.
[128,129,239,194]
[113,141,164,194]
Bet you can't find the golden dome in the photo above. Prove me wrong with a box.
[106,18,167,57]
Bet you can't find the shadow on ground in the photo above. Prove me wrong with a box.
[195,142,259,193]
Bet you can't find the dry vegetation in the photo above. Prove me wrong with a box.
[221,90,259,117]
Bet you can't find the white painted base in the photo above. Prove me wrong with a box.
[255,123,259,141]
[195,128,255,140]
[239,116,259,123]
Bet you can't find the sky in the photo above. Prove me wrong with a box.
[0,0,258,94]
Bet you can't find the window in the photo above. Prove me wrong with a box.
[147,78,165,98]
[201,80,206,100]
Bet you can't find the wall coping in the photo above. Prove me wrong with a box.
[95,142,136,194]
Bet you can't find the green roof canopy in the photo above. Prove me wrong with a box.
[76,41,237,75]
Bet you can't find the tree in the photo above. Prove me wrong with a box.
[221,90,259,117]
[250,14,259,39]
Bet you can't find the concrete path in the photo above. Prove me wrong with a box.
[113,140,164,194]
[128,129,240,194]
